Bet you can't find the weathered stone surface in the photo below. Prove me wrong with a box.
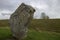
[9,3,35,40]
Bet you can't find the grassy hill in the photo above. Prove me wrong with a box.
[0,19,60,33]
[0,20,9,27]
[30,19,60,33]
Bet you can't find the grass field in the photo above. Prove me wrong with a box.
[0,27,60,40]
[30,19,60,33]
[0,19,60,33]
[0,19,60,40]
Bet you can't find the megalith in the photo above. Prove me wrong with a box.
[9,3,35,40]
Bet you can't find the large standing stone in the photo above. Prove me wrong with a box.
[9,3,35,40]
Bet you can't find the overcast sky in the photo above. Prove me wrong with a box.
[0,0,60,19]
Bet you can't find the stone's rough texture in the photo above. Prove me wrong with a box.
[9,3,35,40]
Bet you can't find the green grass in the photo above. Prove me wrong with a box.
[0,27,11,40]
[0,27,60,40]
[25,29,60,40]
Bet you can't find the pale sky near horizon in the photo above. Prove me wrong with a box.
[0,0,60,19]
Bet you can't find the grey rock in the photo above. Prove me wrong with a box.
[9,3,35,40]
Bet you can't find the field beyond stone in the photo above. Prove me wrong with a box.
[0,19,60,40]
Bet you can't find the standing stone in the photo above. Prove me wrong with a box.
[9,3,35,40]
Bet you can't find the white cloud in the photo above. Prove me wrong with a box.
[1,10,11,13]
[30,2,48,10]
[0,15,10,20]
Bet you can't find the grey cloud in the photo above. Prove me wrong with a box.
[0,0,60,19]
[0,0,34,12]
[0,0,21,11]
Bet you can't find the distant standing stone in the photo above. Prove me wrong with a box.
[9,3,35,40]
